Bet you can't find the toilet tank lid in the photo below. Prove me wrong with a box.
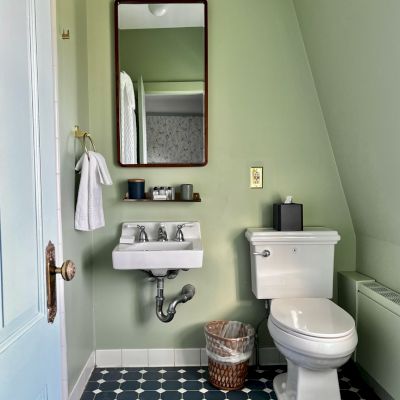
[270,298,355,339]
[245,227,340,244]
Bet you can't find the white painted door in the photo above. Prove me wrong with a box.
[0,0,64,399]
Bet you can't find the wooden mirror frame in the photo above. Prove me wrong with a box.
[114,0,208,167]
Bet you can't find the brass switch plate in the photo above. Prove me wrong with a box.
[250,167,263,188]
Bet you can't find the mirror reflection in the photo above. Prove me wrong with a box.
[116,2,207,166]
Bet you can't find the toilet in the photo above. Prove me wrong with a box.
[245,228,357,400]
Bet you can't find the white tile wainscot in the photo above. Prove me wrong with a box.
[95,349,122,367]
[122,349,149,367]
[148,349,175,367]
[94,348,284,368]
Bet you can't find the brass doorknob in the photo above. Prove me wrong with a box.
[53,260,76,281]
[46,241,77,323]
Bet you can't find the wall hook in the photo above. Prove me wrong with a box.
[74,125,96,154]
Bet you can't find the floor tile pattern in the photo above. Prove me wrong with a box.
[81,363,380,400]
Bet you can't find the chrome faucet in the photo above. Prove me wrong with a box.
[175,224,185,242]
[137,225,149,243]
[158,223,168,242]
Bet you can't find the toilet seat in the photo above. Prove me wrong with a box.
[270,298,355,339]
[268,298,357,361]
[268,316,357,361]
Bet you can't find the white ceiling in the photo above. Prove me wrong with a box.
[118,4,204,30]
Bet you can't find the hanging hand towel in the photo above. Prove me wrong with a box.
[75,151,113,231]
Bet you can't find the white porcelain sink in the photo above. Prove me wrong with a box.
[112,222,203,276]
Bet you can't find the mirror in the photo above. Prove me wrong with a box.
[115,1,208,167]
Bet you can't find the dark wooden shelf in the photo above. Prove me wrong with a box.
[123,192,201,203]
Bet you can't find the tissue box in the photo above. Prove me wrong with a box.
[273,203,303,231]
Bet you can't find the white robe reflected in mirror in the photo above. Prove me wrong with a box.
[120,70,137,164]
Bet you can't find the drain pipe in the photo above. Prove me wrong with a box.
[155,277,195,323]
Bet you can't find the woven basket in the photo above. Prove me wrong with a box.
[204,320,254,390]
[207,357,249,391]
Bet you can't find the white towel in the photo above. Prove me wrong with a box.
[120,71,137,164]
[75,151,112,231]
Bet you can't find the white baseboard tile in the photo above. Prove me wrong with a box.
[200,348,208,366]
[174,348,201,366]
[93,347,285,368]
[96,349,122,367]
[148,348,175,367]
[69,351,95,400]
[122,349,149,367]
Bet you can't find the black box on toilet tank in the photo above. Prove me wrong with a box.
[273,203,303,231]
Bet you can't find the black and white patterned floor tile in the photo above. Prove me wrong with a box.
[81,362,380,400]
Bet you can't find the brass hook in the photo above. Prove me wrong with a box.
[74,126,96,157]
[82,133,96,153]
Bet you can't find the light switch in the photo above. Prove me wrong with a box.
[250,167,263,188]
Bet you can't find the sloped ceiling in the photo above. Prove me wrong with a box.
[294,0,400,292]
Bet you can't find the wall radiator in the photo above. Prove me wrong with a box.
[357,281,400,400]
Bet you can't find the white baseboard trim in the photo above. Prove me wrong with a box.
[95,347,285,368]
[69,351,95,400]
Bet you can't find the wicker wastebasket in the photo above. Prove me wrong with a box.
[204,320,255,391]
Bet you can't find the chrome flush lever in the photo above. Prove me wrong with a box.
[253,250,271,257]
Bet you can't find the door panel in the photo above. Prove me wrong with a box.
[0,0,62,398]
[0,0,42,332]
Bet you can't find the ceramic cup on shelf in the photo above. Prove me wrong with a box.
[180,184,193,200]
[128,179,145,199]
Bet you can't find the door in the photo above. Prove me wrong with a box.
[0,0,64,399]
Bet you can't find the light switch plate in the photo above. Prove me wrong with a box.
[250,167,263,188]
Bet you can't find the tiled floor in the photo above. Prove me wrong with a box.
[81,362,380,400]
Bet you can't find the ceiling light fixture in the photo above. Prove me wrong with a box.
[148,4,168,17]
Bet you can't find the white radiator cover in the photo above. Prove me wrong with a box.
[357,282,400,399]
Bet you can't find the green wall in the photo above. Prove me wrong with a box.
[294,0,400,293]
[85,0,355,350]
[119,28,204,82]
[56,0,95,393]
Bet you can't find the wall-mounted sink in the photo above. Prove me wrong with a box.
[112,221,203,276]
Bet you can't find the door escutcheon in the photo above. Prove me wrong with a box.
[46,241,76,323]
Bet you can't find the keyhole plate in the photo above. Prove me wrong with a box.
[46,241,58,323]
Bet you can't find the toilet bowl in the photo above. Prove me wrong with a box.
[268,298,358,400]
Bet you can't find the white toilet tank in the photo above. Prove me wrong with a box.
[245,228,340,299]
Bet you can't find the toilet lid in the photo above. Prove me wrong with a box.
[270,298,355,339]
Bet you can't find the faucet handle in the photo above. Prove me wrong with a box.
[175,224,188,242]
[137,225,149,242]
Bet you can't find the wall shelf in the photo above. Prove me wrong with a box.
[123,193,201,203]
